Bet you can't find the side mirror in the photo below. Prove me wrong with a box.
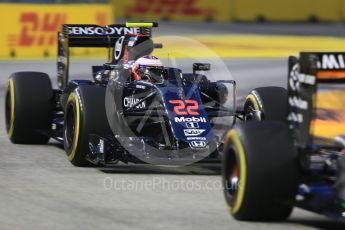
[193,63,211,75]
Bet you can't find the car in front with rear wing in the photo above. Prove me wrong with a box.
[222,52,345,222]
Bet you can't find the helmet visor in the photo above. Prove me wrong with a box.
[140,66,164,83]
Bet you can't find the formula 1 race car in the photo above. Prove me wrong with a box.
[222,52,345,222]
[5,22,243,166]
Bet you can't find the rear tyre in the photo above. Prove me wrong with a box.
[63,85,111,167]
[244,87,287,121]
[222,121,299,221]
[5,72,53,144]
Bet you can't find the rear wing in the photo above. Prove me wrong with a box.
[302,52,345,82]
[287,52,345,148]
[57,22,158,89]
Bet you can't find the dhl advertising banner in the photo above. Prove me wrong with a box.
[233,0,340,22]
[114,0,345,23]
[0,4,112,59]
[113,0,232,22]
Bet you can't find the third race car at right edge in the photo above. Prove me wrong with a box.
[222,52,345,222]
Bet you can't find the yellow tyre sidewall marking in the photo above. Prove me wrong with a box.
[7,79,15,138]
[245,94,260,111]
[67,92,81,161]
[224,129,247,215]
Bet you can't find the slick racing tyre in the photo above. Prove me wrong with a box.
[244,87,287,121]
[63,85,111,167]
[222,121,299,221]
[5,72,53,144]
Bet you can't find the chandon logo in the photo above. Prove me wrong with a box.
[123,97,146,109]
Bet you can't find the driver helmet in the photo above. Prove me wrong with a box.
[132,56,164,83]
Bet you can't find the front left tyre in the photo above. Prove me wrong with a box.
[63,85,111,167]
[5,72,53,144]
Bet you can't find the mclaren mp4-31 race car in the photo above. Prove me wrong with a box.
[222,52,345,222]
[5,22,241,166]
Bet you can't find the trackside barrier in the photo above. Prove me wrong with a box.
[113,0,233,22]
[0,3,113,59]
[341,0,345,21]
[233,0,340,22]
[113,0,345,23]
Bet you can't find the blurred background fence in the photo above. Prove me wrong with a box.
[114,0,345,23]
[1,0,345,59]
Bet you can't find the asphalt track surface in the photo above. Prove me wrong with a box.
[1,23,345,230]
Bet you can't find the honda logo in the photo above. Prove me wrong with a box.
[190,141,207,148]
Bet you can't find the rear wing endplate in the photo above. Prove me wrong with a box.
[303,52,345,82]
[287,52,345,148]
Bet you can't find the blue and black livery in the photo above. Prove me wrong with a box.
[5,22,237,167]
